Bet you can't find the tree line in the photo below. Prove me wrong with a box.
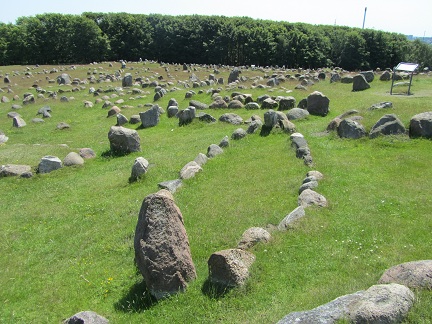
[0,13,431,70]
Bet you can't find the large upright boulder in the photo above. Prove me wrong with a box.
[360,70,375,83]
[134,190,196,299]
[352,74,371,91]
[139,105,160,128]
[108,126,141,154]
[122,73,133,87]
[228,67,240,83]
[130,157,149,181]
[409,111,432,138]
[307,91,329,117]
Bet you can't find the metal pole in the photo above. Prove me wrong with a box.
[362,7,367,29]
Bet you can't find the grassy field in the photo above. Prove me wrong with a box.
[0,62,431,323]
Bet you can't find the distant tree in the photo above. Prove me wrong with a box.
[339,30,369,70]
[407,39,432,70]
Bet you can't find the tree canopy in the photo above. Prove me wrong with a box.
[0,13,431,70]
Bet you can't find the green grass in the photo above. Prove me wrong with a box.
[1,63,431,323]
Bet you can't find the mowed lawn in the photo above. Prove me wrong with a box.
[0,63,431,323]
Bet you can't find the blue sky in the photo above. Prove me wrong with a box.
[0,0,430,37]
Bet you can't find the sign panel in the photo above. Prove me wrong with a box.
[395,62,419,72]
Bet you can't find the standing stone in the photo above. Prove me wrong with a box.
[352,74,371,91]
[167,106,179,118]
[409,111,432,138]
[0,131,8,144]
[108,126,141,154]
[194,153,208,167]
[37,156,62,174]
[360,70,374,83]
[57,73,71,85]
[178,108,195,126]
[208,249,255,287]
[264,110,278,128]
[139,105,160,128]
[130,157,149,181]
[63,152,84,167]
[219,135,229,148]
[307,91,330,117]
[134,190,196,299]
[122,73,133,87]
[228,68,240,83]
[158,179,183,194]
[380,71,391,81]
[287,108,309,120]
[219,113,243,125]
[231,128,247,140]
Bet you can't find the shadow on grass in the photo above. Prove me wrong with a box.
[100,149,131,159]
[259,125,273,137]
[114,280,158,313]
[201,278,233,299]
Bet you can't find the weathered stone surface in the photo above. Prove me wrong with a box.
[0,164,31,177]
[37,155,62,174]
[245,102,260,110]
[139,105,160,128]
[237,227,271,250]
[129,115,141,124]
[219,135,229,148]
[369,114,406,138]
[192,153,207,167]
[116,113,128,126]
[337,119,366,139]
[63,310,109,324]
[277,206,306,231]
[278,96,296,111]
[228,100,244,108]
[380,71,391,81]
[277,290,365,324]
[261,98,278,109]
[197,112,216,123]
[219,113,243,125]
[57,73,71,85]
[368,102,393,110]
[228,68,240,83]
[378,260,432,289]
[0,130,8,144]
[409,111,432,138]
[360,70,375,83]
[298,189,327,208]
[231,128,247,140]
[210,99,228,108]
[347,284,414,324]
[22,94,35,105]
[287,108,309,120]
[178,108,196,126]
[167,106,179,118]
[352,74,371,91]
[56,122,70,130]
[179,161,202,180]
[122,73,133,87]
[189,100,208,110]
[246,119,263,134]
[130,157,149,181]
[208,249,255,287]
[108,126,141,154]
[134,190,196,299]
[307,91,330,117]
[264,109,278,128]
[63,152,84,167]
[299,180,318,194]
[207,144,223,158]
[12,116,26,128]
[307,170,323,180]
[79,148,96,159]
[158,179,183,194]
